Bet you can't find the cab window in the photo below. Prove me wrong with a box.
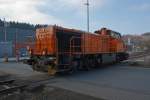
[110,31,121,39]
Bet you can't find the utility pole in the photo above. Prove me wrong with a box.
[15,28,19,62]
[85,0,90,32]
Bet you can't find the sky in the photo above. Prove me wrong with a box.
[0,0,150,34]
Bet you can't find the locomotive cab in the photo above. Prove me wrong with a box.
[107,29,128,61]
[108,30,122,39]
[95,28,122,38]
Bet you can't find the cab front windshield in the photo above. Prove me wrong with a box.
[109,31,121,39]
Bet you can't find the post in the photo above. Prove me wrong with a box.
[4,18,7,42]
[15,28,19,62]
[3,18,8,62]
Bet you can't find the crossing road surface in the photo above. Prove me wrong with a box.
[49,65,150,100]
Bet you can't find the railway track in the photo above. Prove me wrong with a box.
[0,74,54,98]
[0,76,27,96]
[129,52,150,59]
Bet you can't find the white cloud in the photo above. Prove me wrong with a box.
[0,0,105,25]
[0,0,63,25]
[57,0,105,8]
[130,3,150,12]
[46,0,106,12]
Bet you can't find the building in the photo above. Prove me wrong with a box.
[0,42,13,57]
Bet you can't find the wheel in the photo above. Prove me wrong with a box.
[83,58,91,71]
[67,60,78,74]
[32,63,40,71]
[90,58,97,68]
[78,60,84,70]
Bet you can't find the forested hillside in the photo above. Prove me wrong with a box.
[0,19,47,42]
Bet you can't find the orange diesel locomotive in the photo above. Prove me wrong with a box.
[27,25,128,75]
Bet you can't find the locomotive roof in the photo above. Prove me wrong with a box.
[37,25,97,35]
[36,25,122,36]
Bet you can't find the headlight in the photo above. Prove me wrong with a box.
[26,46,30,51]
[54,60,57,64]
[42,51,46,55]
[29,50,32,55]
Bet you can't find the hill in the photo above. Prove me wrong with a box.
[0,19,47,42]
[142,32,150,36]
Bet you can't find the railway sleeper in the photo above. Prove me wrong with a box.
[0,80,15,85]
[0,85,27,95]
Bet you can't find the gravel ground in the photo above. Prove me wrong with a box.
[0,86,103,100]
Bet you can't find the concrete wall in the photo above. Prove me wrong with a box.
[0,42,13,57]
